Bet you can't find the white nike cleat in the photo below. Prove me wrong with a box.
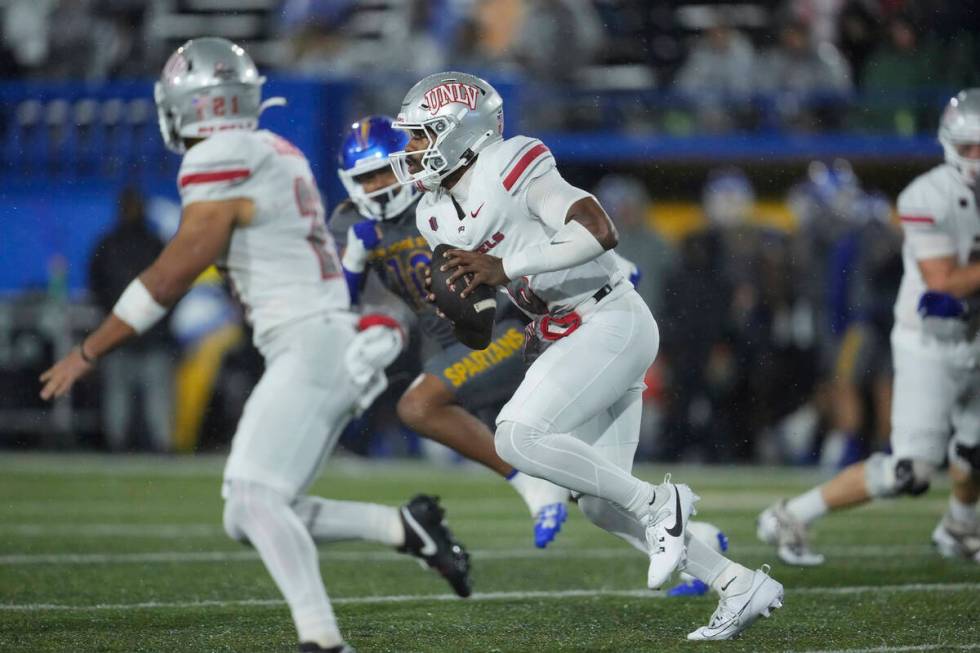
[687,566,784,641]
[645,478,699,589]
[757,500,825,566]
[932,515,980,562]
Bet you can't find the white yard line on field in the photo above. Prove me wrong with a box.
[2,581,978,612]
[799,645,980,653]
[0,543,938,566]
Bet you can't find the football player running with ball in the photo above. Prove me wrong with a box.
[389,71,784,641]
[758,89,980,566]
[330,115,571,548]
[38,39,470,653]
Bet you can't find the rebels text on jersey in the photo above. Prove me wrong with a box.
[894,163,980,342]
[178,130,348,346]
[415,136,624,317]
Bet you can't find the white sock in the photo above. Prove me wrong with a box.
[683,532,731,587]
[710,562,754,597]
[949,495,979,524]
[293,496,404,546]
[786,487,828,525]
[507,471,571,516]
[224,482,343,648]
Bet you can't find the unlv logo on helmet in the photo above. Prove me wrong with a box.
[162,51,188,81]
[422,83,480,115]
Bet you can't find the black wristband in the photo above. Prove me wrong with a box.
[78,339,97,364]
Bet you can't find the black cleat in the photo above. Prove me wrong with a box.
[298,643,355,653]
[398,494,472,597]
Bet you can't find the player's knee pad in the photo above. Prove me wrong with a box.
[864,452,935,498]
[494,420,539,469]
[222,480,289,543]
[950,439,980,475]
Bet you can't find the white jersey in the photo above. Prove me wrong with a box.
[416,135,623,316]
[894,163,980,345]
[178,129,348,346]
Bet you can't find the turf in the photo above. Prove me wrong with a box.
[1,454,978,653]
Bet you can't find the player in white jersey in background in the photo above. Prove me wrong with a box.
[389,71,783,640]
[39,38,471,653]
[758,89,980,565]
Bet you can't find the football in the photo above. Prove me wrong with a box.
[430,244,496,349]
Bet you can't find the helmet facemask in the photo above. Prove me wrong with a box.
[389,116,472,192]
[340,159,416,221]
[939,90,980,187]
[154,81,185,154]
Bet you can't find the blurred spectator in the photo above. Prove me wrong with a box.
[836,0,882,86]
[1,0,56,73]
[88,187,175,451]
[859,13,942,133]
[788,159,862,360]
[788,0,847,46]
[454,0,603,82]
[592,174,675,317]
[658,227,733,462]
[820,190,901,467]
[756,19,852,130]
[784,159,898,465]
[280,0,445,77]
[674,18,757,132]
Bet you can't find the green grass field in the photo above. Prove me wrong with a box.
[1,454,978,653]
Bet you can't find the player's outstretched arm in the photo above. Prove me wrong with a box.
[39,198,248,400]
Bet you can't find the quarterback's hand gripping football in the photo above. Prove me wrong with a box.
[443,250,509,297]
[423,266,451,321]
[39,347,94,400]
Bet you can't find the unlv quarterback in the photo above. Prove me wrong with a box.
[759,89,980,566]
[39,38,470,653]
[330,115,571,548]
[389,71,784,640]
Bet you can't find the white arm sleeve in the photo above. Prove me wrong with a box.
[502,219,605,279]
[524,166,594,230]
[501,167,605,279]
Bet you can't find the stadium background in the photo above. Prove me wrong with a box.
[0,0,977,467]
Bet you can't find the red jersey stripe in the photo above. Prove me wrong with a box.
[502,143,550,191]
[179,168,251,187]
[899,215,935,224]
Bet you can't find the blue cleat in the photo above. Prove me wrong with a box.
[534,503,568,548]
[668,579,711,597]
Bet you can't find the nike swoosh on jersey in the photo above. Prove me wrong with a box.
[401,506,438,556]
[470,202,485,218]
[665,487,684,537]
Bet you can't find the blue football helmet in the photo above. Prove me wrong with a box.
[338,115,418,220]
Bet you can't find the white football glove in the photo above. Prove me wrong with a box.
[344,314,406,414]
[918,291,968,342]
[341,220,381,273]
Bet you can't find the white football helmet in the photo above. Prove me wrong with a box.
[939,88,980,187]
[389,71,504,192]
[154,37,284,154]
